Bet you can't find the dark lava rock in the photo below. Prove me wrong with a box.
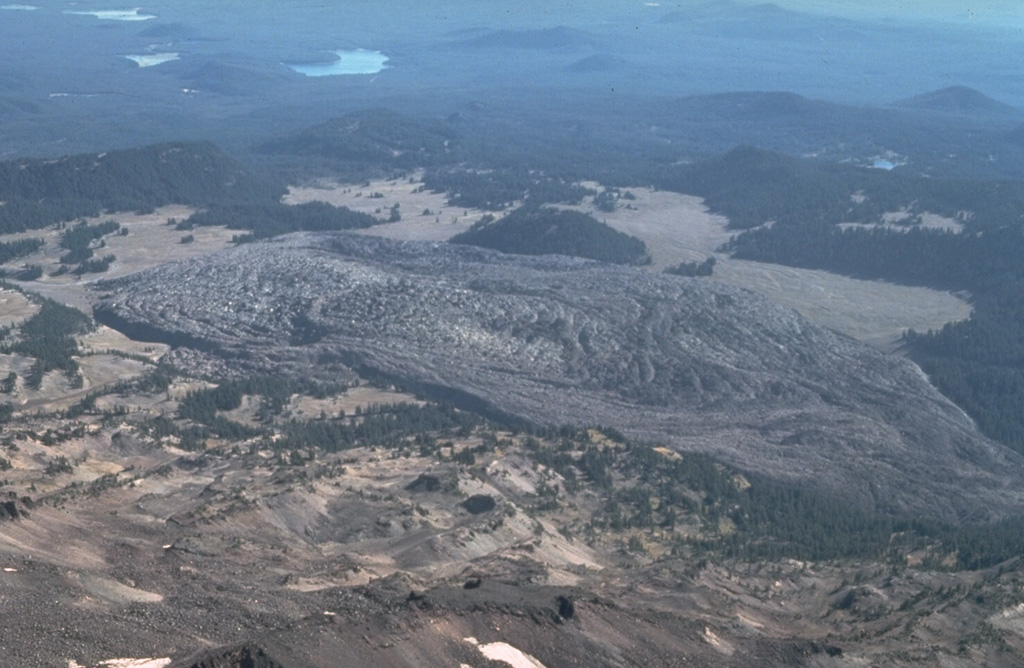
[406,473,441,493]
[0,497,28,521]
[175,644,290,668]
[93,232,1024,522]
[0,500,20,521]
[557,595,575,619]
[461,495,496,515]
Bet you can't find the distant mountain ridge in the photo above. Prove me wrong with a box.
[892,86,1020,116]
[259,109,460,175]
[565,53,624,73]
[670,90,847,120]
[660,1,801,22]
[452,25,600,50]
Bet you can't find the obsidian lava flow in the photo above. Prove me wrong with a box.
[93,232,1024,522]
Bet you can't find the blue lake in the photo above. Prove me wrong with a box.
[124,53,179,67]
[289,49,388,76]
[64,8,156,21]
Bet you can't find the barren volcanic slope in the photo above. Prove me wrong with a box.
[94,232,1024,522]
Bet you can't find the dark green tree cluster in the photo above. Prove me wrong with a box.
[178,376,352,425]
[0,238,44,266]
[664,256,716,277]
[12,265,43,281]
[74,255,115,274]
[423,168,595,211]
[60,219,119,258]
[176,375,480,454]
[593,189,618,212]
[0,142,283,234]
[451,205,651,265]
[1,297,91,389]
[183,201,378,241]
[55,219,121,272]
[277,403,480,453]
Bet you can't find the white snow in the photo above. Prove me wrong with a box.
[464,637,548,668]
[70,659,171,668]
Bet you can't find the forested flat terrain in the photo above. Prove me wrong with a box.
[652,147,1024,453]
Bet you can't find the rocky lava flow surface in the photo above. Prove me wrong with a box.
[94,232,1024,522]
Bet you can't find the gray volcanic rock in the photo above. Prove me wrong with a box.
[94,232,1024,522]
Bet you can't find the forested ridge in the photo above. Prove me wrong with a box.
[451,205,651,265]
[258,109,461,180]
[0,142,282,235]
[182,201,379,241]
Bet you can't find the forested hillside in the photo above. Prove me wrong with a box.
[182,201,378,241]
[0,142,282,234]
[169,376,1024,570]
[660,146,1024,230]
[257,109,462,181]
[451,206,651,265]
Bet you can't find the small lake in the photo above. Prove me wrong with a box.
[289,49,388,76]
[124,53,179,67]
[64,8,156,21]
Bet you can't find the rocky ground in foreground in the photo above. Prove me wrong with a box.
[94,232,1024,522]
[2,407,1024,668]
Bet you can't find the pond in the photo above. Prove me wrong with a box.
[64,8,156,21]
[289,49,388,76]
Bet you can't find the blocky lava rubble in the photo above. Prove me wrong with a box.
[94,232,1024,522]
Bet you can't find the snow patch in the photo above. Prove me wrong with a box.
[464,637,548,668]
[69,658,171,668]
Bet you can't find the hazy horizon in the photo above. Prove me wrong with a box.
[737,0,1024,28]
